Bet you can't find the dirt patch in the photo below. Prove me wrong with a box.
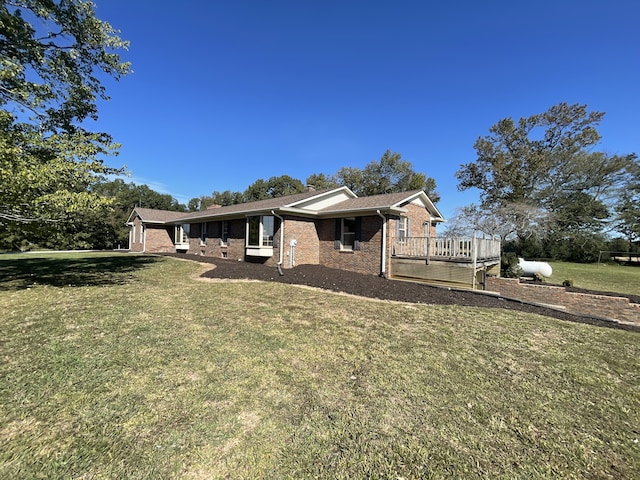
[162,254,638,332]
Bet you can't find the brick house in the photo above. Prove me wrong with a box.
[127,187,444,277]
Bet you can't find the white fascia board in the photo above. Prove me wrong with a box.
[287,186,357,210]
[278,207,319,216]
[135,219,168,225]
[318,206,407,217]
[392,191,445,221]
[125,209,138,224]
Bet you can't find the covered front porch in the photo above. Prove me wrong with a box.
[390,236,502,290]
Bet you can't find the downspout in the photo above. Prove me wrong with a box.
[271,210,285,276]
[376,210,387,278]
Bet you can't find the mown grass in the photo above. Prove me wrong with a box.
[549,261,640,297]
[1,253,639,479]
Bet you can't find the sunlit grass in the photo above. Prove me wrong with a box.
[549,261,640,296]
[1,253,639,478]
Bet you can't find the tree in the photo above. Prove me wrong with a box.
[305,172,339,191]
[456,103,637,257]
[0,1,130,237]
[187,190,244,211]
[243,175,304,202]
[331,166,365,194]
[78,179,185,249]
[329,150,439,201]
[612,160,640,249]
[457,103,604,207]
[443,202,551,243]
[360,150,438,199]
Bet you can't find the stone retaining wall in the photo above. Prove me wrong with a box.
[486,277,640,325]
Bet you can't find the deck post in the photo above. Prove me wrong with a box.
[425,236,430,264]
[472,232,477,290]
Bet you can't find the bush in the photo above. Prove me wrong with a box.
[501,253,524,278]
[562,279,574,287]
[533,273,545,282]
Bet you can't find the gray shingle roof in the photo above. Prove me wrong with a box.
[133,208,188,223]
[174,188,337,222]
[320,190,425,213]
[130,188,444,225]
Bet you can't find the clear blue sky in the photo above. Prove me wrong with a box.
[93,0,639,219]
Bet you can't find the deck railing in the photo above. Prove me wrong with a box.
[392,236,501,261]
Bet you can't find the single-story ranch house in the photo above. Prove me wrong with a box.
[127,187,501,289]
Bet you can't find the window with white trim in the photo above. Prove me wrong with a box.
[247,215,276,247]
[175,224,189,244]
[397,217,408,241]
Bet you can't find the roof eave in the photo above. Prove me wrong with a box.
[392,190,445,222]
[286,186,357,208]
[318,206,407,217]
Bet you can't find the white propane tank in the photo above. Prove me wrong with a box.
[518,258,553,277]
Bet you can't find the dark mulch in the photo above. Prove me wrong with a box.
[162,253,639,332]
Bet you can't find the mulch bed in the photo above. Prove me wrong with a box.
[162,253,639,332]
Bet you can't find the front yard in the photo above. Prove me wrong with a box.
[1,253,639,478]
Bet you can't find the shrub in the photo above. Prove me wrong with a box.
[501,253,524,278]
[533,273,545,282]
[562,279,574,287]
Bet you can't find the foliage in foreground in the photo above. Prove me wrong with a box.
[1,253,639,479]
[0,0,130,245]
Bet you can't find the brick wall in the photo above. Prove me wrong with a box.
[394,203,432,237]
[318,216,384,276]
[145,225,176,253]
[281,216,319,268]
[187,219,246,261]
[487,277,640,325]
[129,217,175,253]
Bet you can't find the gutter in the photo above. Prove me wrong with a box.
[271,210,285,276]
[376,210,387,278]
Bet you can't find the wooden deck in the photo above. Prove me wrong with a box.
[390,236,502,290]
[392,236,501,263]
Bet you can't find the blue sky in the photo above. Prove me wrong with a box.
[93,0,639,219]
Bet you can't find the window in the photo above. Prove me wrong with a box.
[139,223,144,243]
[397,217,409,241]
[200,222,208,245]
[262,216,275,246]
[247,215,276,247]
[175,224,189,244]
[342,218,356,250]
[221,220,229,245]
[335,217,361,251]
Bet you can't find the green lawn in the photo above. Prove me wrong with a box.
[1,253,639,479]
[549,261,640,296]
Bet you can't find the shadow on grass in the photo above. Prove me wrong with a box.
[0,253,162,290]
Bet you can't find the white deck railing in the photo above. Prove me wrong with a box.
[392,236,501,261]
